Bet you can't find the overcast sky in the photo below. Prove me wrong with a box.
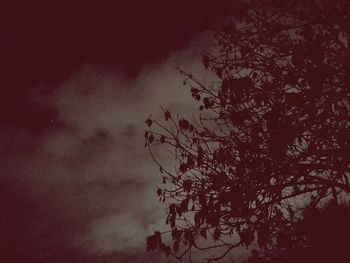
[0,1,240,262]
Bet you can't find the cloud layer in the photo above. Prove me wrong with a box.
[0,40,214,262]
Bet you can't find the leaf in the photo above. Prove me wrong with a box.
[200,228,207,239]
[213,228,221,241]
[184,229,193,243]
[148,134,154,144]
[203,54,210,69]
[172,228,183,241]
[191,87,199,97]
[183,179,192,192]
[173,240,179,253]
[203,97,213,109]
[176,205,182,217]
[179,163,188,173]
[241,228,255,247]
[194,212,201,227]
[163,245,170,257]
[179,118,190,130]
[207,212,220,227]
[146,231,162,252]
[164,110,171,121]
[170,215,176,228]
[257,226,269,248]
[180,198,189,212]
[169,203,176,215]
[145,118,152,127]
[216,67,222,78]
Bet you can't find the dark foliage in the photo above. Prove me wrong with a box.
[246,202,350,263]
[145,0,350,262]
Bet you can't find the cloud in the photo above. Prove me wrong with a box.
[83,213,146,253]
[0,36,218,262]
[54,47,207,254]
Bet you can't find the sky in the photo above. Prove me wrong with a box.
[0,1,240,262]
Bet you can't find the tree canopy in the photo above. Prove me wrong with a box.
[145,0,350,262]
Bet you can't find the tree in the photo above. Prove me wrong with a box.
[145,0,350,262]
[245,201,350,263]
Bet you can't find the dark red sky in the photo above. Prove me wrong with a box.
[0,1,236,262]
[1,0,233,133]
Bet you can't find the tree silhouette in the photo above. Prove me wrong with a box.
[245,201,350,263]
[145,0,350,262]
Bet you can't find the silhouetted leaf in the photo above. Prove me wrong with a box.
[203,54,210,69]
[179,163,188,173]
[183,179,192,192]
[179,118,190,130]
[145,118,152,127]
[213,228,221,241]
[164,110,171,121]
